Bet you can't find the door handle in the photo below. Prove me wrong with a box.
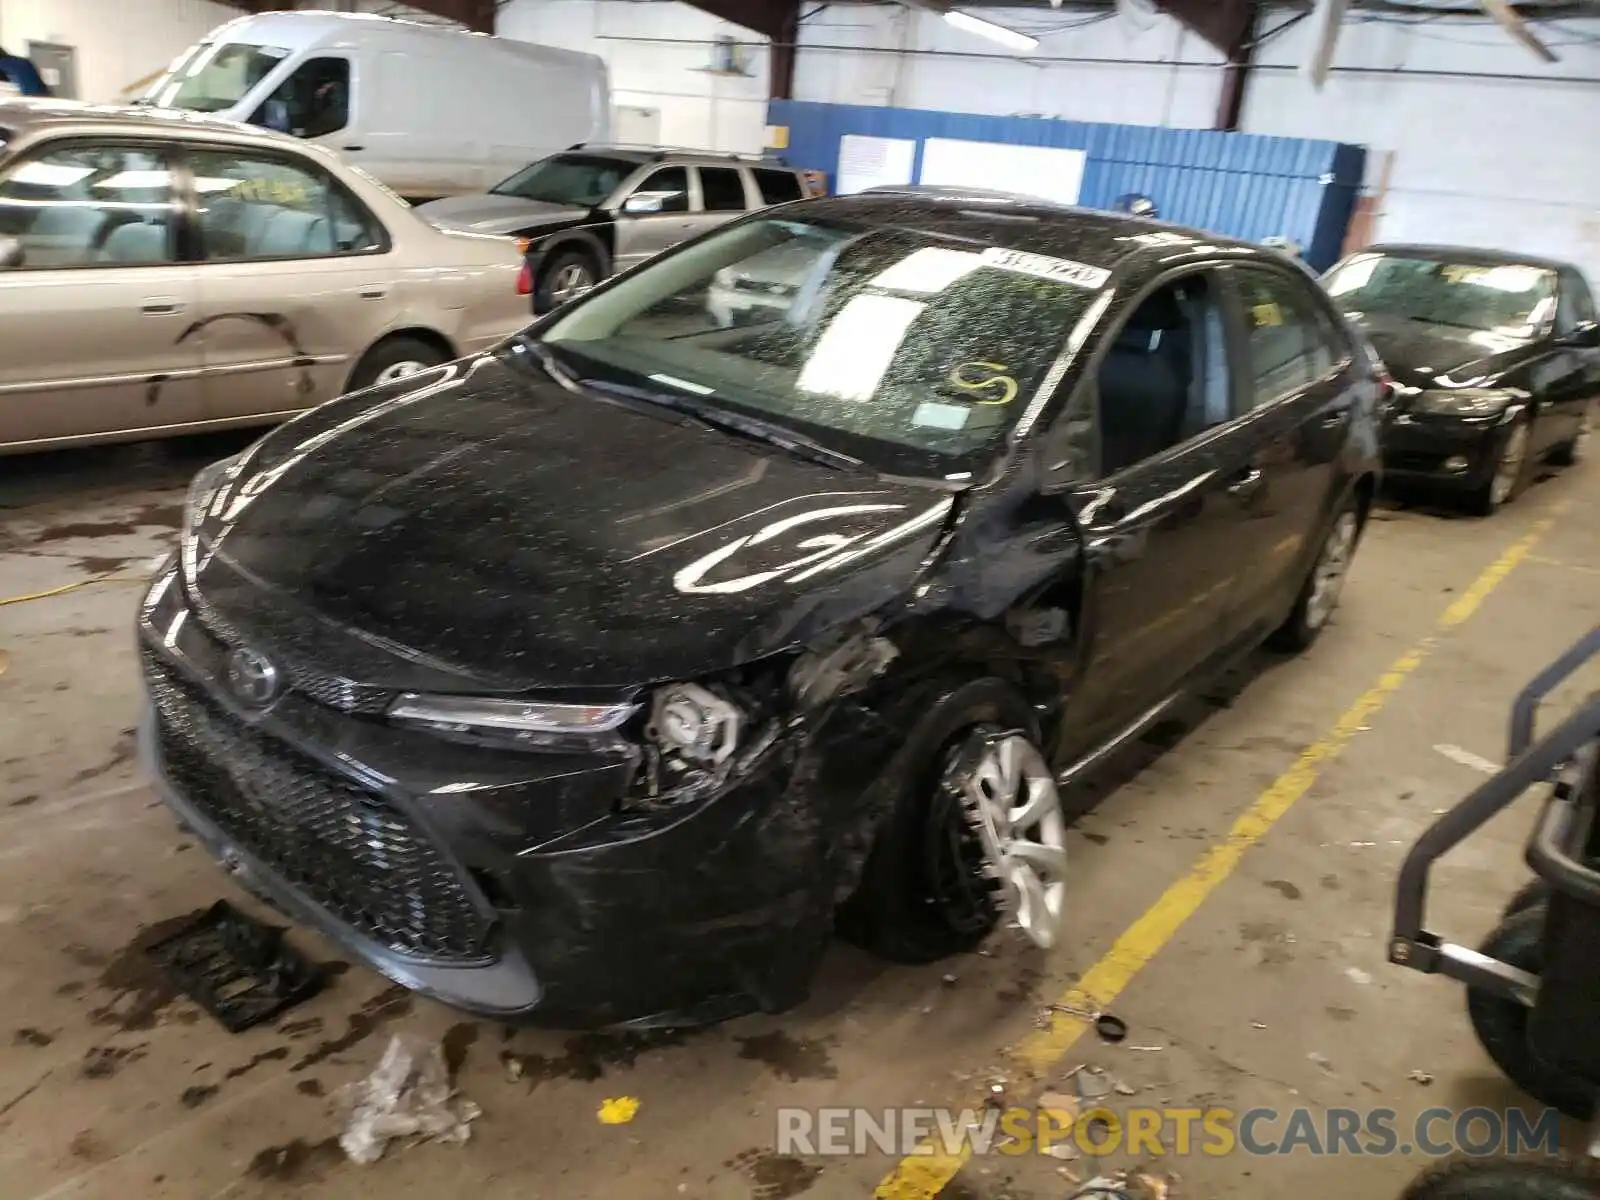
[1226,467,1264,498]
[359,287,388,300]
[343,144,365,152]
[140,298,183,315]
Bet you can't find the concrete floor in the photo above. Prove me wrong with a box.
[2,436,1597,1200]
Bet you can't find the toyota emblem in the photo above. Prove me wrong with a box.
[227,647,282,707]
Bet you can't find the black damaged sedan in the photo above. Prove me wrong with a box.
[1324,244,1600,514]
[139,194,1383,1027]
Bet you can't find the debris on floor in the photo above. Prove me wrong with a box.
[144,900,324,1033]
[1406,1068,1434,1086]
[1067,1169,1174,1199]
[339,1033,481,1165]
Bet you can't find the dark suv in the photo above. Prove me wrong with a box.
[139,194,1384,1028]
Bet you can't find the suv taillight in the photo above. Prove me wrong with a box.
[516,262,532,297]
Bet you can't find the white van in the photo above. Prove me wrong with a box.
[140,11,610,202]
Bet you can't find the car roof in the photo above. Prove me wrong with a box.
[0,97,301,148]
[1355,243,1577,273]
[563,144,796,170]
[794,191,1269,275]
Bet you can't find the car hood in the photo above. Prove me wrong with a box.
[414,193,592,237]
[1348,314,1533,393]
[190,353,955,692]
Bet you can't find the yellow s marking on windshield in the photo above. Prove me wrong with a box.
[947,361,1018,406]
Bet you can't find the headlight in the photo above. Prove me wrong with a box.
[1414,388,1514,418]
[387,693,638,736]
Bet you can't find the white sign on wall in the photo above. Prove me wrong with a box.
[835,134,918,195]
[918,138,1087,206]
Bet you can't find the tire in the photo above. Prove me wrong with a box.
[1269,495,1361,652]
[1466,906,1596,1120]
[347,336,448,393]
[837,677,1044,964]
[1470,414,1533,516]
[1400,1156,1600,1200]
[534,246,600,313]
[1501,879,1551,922]
[1546,408,1589,468]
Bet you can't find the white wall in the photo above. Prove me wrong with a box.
[0,0,235,102]
[795,5,1222,126]
[498,0,771,152]
[1244,13,1600,281]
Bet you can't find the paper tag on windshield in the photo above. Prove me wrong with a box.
[913,401,971,430]
[981,247,1110,290]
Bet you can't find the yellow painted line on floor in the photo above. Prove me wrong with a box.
[1527,553,1600,577]
[874,504,1566,1200]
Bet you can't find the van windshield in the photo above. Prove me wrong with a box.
[490,153,635,207]
[147,41,291,112]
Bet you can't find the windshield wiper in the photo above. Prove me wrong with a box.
[579,377,861,472]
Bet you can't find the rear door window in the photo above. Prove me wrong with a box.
[697,166,748,212]
[0,142,178,268]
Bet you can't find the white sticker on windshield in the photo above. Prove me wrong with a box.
[981,247,1110,290]
[913,401,972,430]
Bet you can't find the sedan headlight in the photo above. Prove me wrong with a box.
[1414,388,1514,418]
[387,693,639,736]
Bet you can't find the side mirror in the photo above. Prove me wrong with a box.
[622,194,663,215]
[1036,415,1097,495]
[1557,321,1600,349]
[0,234,23,269]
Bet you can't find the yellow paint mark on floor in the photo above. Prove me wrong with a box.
[874,506,1564,1200]
[597,1096,640,1125]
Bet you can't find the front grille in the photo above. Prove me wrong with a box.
[144,649,494,963]
[188,589,393,715]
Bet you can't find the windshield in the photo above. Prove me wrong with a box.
[1325,253,1557,340]
[491,154,635,207]
[539,216,1103,479]
[145,41,290,112]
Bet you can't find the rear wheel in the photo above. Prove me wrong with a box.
[348,336,447,393]
[1547,408,1589,467]
[1400,1156,1600,1200]
[1269,497,1360,652]
[1466,906,1595,1119]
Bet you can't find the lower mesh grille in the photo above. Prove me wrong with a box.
[144,649,493,963]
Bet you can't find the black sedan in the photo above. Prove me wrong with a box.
[139,195,1384,1027]
[1324,244,1600,514]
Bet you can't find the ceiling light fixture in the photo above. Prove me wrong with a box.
[942,9,1039,52]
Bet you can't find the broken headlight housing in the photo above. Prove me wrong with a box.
[1413,388,1514,418]
[179,453,243,585]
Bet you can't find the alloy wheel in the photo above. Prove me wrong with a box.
[550,262,595,307]
[1490,422,1529,507]
[957,731,1068,950]
[1304,510,1358,632]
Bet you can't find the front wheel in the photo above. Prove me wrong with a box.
[838,683,1068,963]
[1270,498,1360,652]
[535,248,599,313]
[1471,415,1532,515]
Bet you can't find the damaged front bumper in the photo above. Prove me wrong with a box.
[136,563,894,1027]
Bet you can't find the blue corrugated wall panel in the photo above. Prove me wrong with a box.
[768,100,1366,272]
